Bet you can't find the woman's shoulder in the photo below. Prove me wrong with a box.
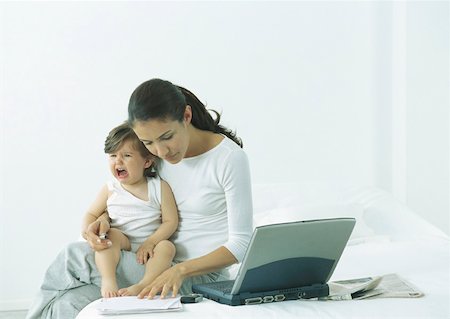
[218,136,247,158]
[188,134,245,161]
[208,136,249,171]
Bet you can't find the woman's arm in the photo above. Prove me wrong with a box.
[138,149,253,299]
[136,180,179,264]
[138,246,237,299]
[177,246,237,277]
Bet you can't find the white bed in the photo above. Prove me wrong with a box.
[77,183,450,319]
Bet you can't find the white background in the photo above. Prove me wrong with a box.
[0,1,448,311]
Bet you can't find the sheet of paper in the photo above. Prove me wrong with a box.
[95,296,182,314]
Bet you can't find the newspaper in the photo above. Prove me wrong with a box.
[320,273,424,301]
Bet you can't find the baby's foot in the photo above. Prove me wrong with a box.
[118,283,146,296]
[101,279,119,298]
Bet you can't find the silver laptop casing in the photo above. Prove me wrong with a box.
[192,218,355,306]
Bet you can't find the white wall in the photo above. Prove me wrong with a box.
[405,2,449,236]
[0,1,448,311]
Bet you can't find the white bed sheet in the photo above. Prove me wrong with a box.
[77,237,450,319]
[77,184,450,319]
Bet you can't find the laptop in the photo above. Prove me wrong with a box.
[192,218,355,306]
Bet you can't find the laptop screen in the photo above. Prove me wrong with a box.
[231,218,355,294]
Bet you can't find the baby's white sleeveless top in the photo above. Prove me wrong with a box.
[107,176,162,251]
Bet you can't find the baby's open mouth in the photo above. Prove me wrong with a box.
[116,169,128,177]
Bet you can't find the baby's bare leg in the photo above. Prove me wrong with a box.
[119,240,175,296]
[95,228,131,298]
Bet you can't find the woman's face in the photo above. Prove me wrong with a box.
[132,115,190,164]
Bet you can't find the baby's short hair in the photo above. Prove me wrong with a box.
[104,121,157,177]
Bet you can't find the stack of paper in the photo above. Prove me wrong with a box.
[95,296,182,315]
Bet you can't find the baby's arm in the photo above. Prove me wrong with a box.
[81,185,109,243]
[136,180,178,264]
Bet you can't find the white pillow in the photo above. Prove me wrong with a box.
[342,186,448,240]
[253,203,375,245]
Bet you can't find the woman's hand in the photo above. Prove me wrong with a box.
[84,218,112,251]
[136,240,156,264]
[137,264,186,299]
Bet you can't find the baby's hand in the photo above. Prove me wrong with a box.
[85,220,112,251]
[136,240,156,264]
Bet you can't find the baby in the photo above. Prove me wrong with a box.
[82,122,178,297]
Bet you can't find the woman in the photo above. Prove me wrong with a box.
[26,78,253,319]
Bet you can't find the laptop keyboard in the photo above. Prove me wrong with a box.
[206,280,234,294]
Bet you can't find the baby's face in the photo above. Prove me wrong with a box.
[108,140,152,184]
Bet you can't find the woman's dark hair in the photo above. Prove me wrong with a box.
[128,78,243,148]
[104,121,157,177]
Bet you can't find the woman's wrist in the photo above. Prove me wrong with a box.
[174,262,190,277]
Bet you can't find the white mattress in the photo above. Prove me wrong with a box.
[77,183,450,319]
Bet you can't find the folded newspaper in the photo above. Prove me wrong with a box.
[321,273,424,301]
[95,295,182,315]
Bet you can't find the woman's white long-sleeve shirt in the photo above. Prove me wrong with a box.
[158,136,253,263]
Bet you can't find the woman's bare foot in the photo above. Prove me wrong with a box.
[101,279,119,298]
[118,283,146,296]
